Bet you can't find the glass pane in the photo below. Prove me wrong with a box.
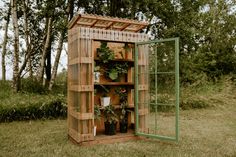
[135,38,179,141]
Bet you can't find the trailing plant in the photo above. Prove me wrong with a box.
[97,42,115,63]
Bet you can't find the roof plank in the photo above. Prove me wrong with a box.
[68,13,148,32]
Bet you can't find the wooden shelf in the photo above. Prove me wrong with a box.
[94,58,134,63]
[114,104,134,109]
[98,104,134,110]
[94,82,134,86]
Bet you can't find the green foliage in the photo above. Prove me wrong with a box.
[108,69,119,80]
[180,99,209,110]
[107,62,128,81]
[94,105,101,121]
[97,42,115,63]
[21,77,47,94]
[52,69,67,95]
[94,65,100,72]
[0,94,67,122]
[119,101,130,121]
[0,81,11,99]
[115,87,127,102]
[0,80,67,122]
[103,105,118,123]
[98,84,110,97]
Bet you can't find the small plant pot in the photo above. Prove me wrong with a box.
[104,121,117,135]
[100,97,110,107]
[130,123,135,130]
[94,72,100,83]
[93,126,97,136]
[120,120,128,133]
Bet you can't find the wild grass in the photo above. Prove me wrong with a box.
[180,76,236,109]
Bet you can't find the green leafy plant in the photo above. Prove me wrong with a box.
[103,105,118,124]
[99,85,110,97]
[119,101,130,133]
[108,68,119,80]
[107,62,128,81]
[115,87,128,102]
[94,62,100,72]
[97,42,115,63]
[119,101,129,121]
[94,105,101,121]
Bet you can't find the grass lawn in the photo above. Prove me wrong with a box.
[0,78,235,156]
[0,103,236,157]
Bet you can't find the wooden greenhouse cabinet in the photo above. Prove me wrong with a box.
[67,14,150,145]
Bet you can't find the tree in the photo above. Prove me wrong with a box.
[11,0,20,91]
[1,1,11,81]
[49,0,73,90]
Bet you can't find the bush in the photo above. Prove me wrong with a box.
[0,81,11,99]
[0,95,67,122]
[180,99,210,110]
[21,77,47,94]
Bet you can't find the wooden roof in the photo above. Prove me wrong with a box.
[68,14,148,32]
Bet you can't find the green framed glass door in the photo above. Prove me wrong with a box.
[134,38,179,142]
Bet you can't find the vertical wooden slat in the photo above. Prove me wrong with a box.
[87,38,92,137]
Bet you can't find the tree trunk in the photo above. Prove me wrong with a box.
[28,57,33,78]
[67,0,74,20]
[22,0,33,78]
[15,0,35,82]
[38,17,53,83]
[48,30,65,90]
[45,38,52,87]
[11,0,20,92]
[49,1,72,90]
[1,2,11,81]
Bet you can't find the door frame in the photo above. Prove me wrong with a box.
[134,37,179,142]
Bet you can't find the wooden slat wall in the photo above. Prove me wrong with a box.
[68,26,148,143]
[137,41,149,133]
[77,27,147,42]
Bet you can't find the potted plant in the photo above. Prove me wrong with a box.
[107,62,128,81]
[119,101,129,133]
[97,42,115,63]
[103,105,118,135]
[94,63,100,83]
[115,87,128,103]
[115,87,129,133]
[94,105,101,136]
[100,85,110,107]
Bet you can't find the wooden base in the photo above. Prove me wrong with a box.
[68,130,143,146]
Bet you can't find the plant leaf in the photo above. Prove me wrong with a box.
[109,69,118,80]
